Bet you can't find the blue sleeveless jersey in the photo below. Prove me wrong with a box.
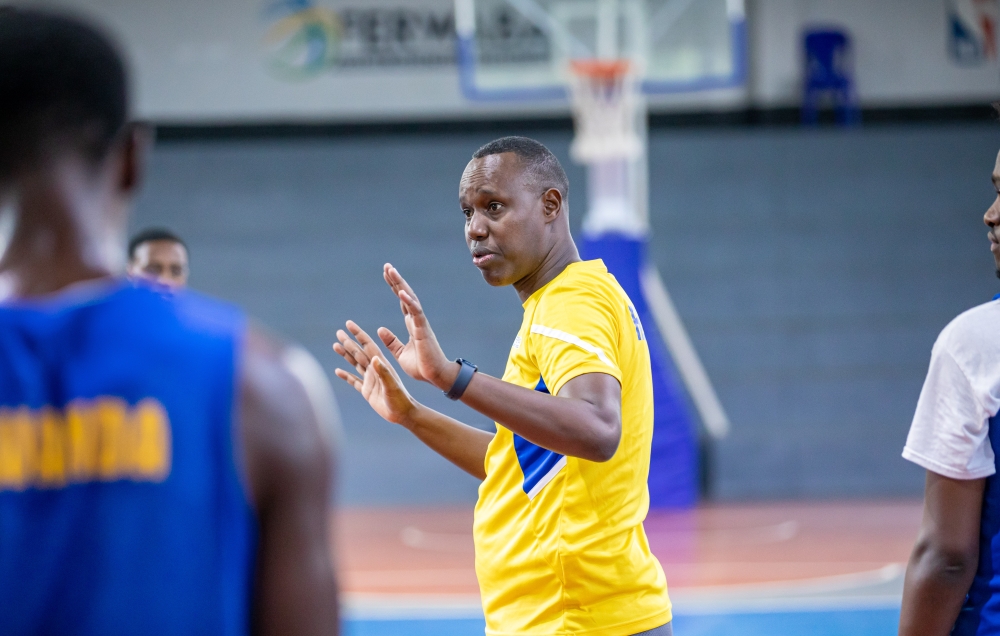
[0,281,256,636]
[954,414,1000,635]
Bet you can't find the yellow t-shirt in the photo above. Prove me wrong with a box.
[473,259,671,636]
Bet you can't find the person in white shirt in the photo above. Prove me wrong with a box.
[899,146,1000,636]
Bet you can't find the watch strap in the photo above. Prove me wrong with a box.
[444,358,478,400]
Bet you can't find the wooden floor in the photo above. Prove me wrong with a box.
[338,500,923,598]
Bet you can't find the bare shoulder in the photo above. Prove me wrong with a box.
[240,322,339,509]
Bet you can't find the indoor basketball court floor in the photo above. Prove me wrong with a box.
[339,500,920,635]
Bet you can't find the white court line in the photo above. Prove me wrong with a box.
[676,563,905,596]
[343,593,901,621]
[669,564,905,614]
[344,594,483,620]
[343,563,905,620]
[672,594,902,615]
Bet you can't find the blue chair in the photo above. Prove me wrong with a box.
[802,28,860,125]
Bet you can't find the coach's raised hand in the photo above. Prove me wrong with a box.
[332,282,493,481]
[334,321,418,426]
[377,264,460,391]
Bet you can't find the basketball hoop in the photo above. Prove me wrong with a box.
[568,59,644,163]
[454,0,735,453]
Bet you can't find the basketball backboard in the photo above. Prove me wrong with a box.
[452,0,735,449]
[454,0,747,101]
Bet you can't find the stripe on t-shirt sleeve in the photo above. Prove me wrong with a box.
[529,324,613,367]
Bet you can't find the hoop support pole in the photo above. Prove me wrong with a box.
[640,263,730,439]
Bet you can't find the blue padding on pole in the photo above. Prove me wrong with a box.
[581,234,698,508]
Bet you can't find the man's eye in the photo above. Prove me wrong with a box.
[463,209,472,219]
[489,202,501,211]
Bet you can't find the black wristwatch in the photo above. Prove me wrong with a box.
[444,358,478,400]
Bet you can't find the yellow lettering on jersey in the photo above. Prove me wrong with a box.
[0,398,172,492]
[97,399,127,480]
[0,409,36,490]
[66,404,99,480]
[131,399,171,480]
[38,409,67,487]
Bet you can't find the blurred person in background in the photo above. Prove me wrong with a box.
[0,8,339,635]
[898,142,1000,635]
[127,227,189,288]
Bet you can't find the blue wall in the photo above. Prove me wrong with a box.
[132,123,1000,503]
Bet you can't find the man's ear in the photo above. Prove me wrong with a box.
[541,187,563,224]
[117,121,154,195]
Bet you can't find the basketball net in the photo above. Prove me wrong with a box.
[568,60,643,162]
[569,60,647,237]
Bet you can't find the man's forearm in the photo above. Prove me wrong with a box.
[899,543,977,636]
[402,403,493,480]
[899,472,985,636]
[445,371,620,462]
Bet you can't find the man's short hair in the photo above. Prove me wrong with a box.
[128,228,187,260]
[472,137,570,201]
[0,7,129,179]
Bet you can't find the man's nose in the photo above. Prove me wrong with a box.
[467,211,488,240]
[986,198,1000,228]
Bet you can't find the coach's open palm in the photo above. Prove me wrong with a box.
[334,322,418,426]
[377,264,452,389]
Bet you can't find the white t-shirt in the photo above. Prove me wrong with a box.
[903,299,1000,480]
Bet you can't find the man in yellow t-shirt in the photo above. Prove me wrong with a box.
[333,136,672,635]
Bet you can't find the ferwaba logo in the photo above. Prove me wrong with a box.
[260,0,547,80]
[261,0,455,79]
[262,0,342,79]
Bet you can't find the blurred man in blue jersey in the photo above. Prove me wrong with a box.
[899,144,1000,635]
[0,8,339,635]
